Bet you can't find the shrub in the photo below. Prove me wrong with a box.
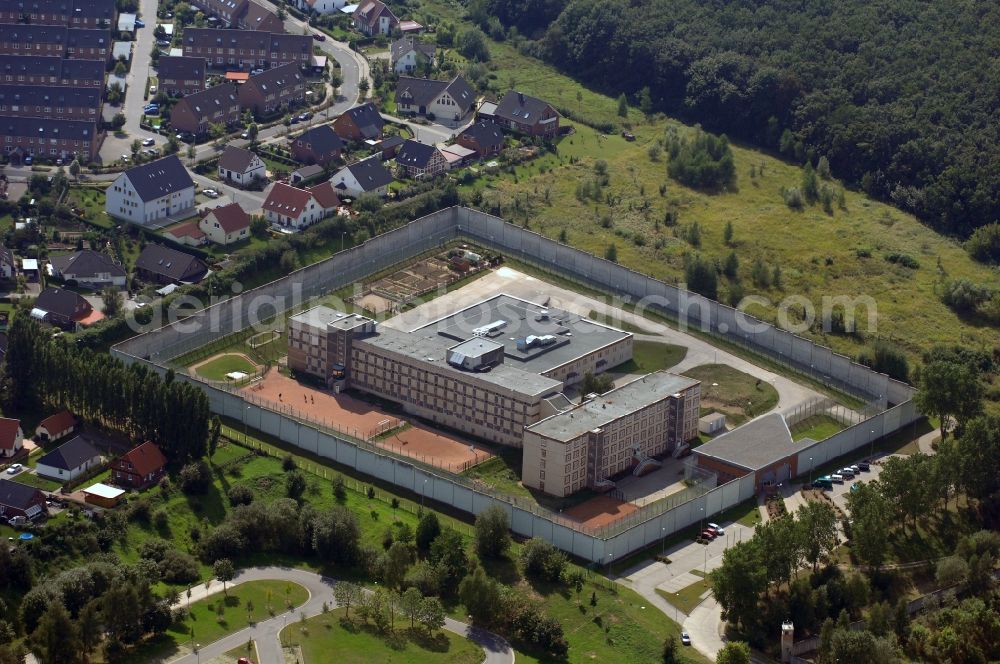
[965,222,1000,264]
[940,278,995,314]
[179,461,212,494]
[666,130,736,191]
[520,538,567,582]
[856,340,909,382]
[227,484,254,507]
[884,252,919,269]
[475,505,511,559]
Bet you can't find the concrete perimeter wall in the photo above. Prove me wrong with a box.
[112,207,919,563]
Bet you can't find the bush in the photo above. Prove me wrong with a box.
[856,340,909,382]
[965,222,1000,264]
[281,454,297,471]
[666,130,736,191]
[179,461,212,494]
[884,252,919,269]
[520,538,567,582]
[475,505,511,559]
[940,278,995,314]
[227,484,254,507]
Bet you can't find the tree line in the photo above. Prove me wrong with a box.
[485,0,1000,236]
[1,316,211,462]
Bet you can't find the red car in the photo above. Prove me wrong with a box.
[700,529,716,540]
[237,658,254,664]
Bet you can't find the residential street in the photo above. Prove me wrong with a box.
[167,566,513,664]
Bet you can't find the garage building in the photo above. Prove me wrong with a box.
[691,413,810,490]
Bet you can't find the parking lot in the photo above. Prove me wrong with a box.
[816,454,891,514]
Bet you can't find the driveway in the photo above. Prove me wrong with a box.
[382,112,473,145]
[168,566,513,664]
[100,0,161,164]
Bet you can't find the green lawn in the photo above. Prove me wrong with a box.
[122,580,309,663]
[11,472,62,492]
[280,608,482,664]
[681,364,779,423]
[791,415,846,442]
[616,340,688,374]
[655,574,714,616]
[65,187,113,229]
[191,353,259,381]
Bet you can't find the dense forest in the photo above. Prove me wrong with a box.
[476,0,1000,236]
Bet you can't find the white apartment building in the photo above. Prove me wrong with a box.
[105,155,195,225]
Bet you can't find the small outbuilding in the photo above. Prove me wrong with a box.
[35,411,77,443]
[698,412,727,436]
[83,483,126,508]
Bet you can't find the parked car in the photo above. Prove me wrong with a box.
[680,632,691,646]
[839,468,855,479]
[831,473,845,483]
[6,463,22,475]
[313,32,326,41]
[120,154,130,162]
[707,522,725,536]
[156,39,170,47]
[241,130,250,139]
[700,529,716,541]
[849,464,861,474]
[250,68,264,75]
[202,189,219,198]
[857,461,871,472]
[148,84,157,94]
[142,138,155,146]
[23,156,32,165]
[813,477,833,489]
[135,18,145,27]
[299,112,312,120]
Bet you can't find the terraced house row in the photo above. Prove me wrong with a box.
[0,0,117,27]
[0,55,104,87]
[0,24,112,61]
[0,84,100,120]
[182,29,312,71]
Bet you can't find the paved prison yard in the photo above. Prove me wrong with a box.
[241,368,491,472]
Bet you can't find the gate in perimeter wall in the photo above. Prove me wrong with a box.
[112,207,920,563]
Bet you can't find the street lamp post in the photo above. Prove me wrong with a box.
[244,405,251,443]
[699,507,704,533]
[870,428,876,461]
[195,644,201,664]
[421,477,427,508]
[661,526,667,555]
[809,457,813,484]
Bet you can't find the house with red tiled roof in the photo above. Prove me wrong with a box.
[352,0,398,36]
[0,418,23,459]
[198,202,252,245]
[262,182,329,231]
[306,181,341,215]
[34,411,76,443]
[111,441,167,489]
[162,221,208,247]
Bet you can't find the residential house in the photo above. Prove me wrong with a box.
[0,479,46,521]
[290,125,343,166]
[395,139,447,178]
[31,287,96,329]
[134,244,209,284]
[237,62,305,117]
[110,441,167,489]
[0,417,22,459]
[331,156,392,197]
[456,120,505,159]
[105,155,195,225]
[0,246,14,280]
[492,90,560,137]
[218,145,266,186]
[169,82,241,135]
[0,24,112,61]
[262,182,330,231]
[183,29,312,71]
[156,56,206,96]
[238,1,285,32]
[197,0,249,25]
[0,85,101,121]
[0,0,117,28]
[352,0,398,36]
[64,28,111,60]
[48,250,126,288]
[36,434,102,481]
[198,202,251,245]
[307,180,341,215]
[332,101,383,141]
[394,75,474,122]
[297,0,346,14]
[34,411,76,443]
[0,115,102,161]
[0,55,105,88]
[390,36,434,75]
[161,221,207,247]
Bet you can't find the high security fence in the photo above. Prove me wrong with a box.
[112,207,919,563]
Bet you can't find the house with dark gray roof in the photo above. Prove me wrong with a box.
[135,244,208,284]
[395,75,474,122]
[48,250,126,288]
[0,84,101,121]
[169,82,241,135]
[237,62,305,117]
[36,434,102,481]
[491,90,560,137]
[105,155,195,225]
[0,246,14,280]
[31,287,94,329]
[332,101,384,141]
[183,29,311,71]
[457,120,505,159]
[390,36,435,74]
[0,478,46,520]
[218,145,266,186]
[394,139,448,179]
[290,125,343,166]
[0,0,117,28]
[0,115,102,161]
[332,156,393,196]
[0,54,104,87]
[156,55,206,96]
